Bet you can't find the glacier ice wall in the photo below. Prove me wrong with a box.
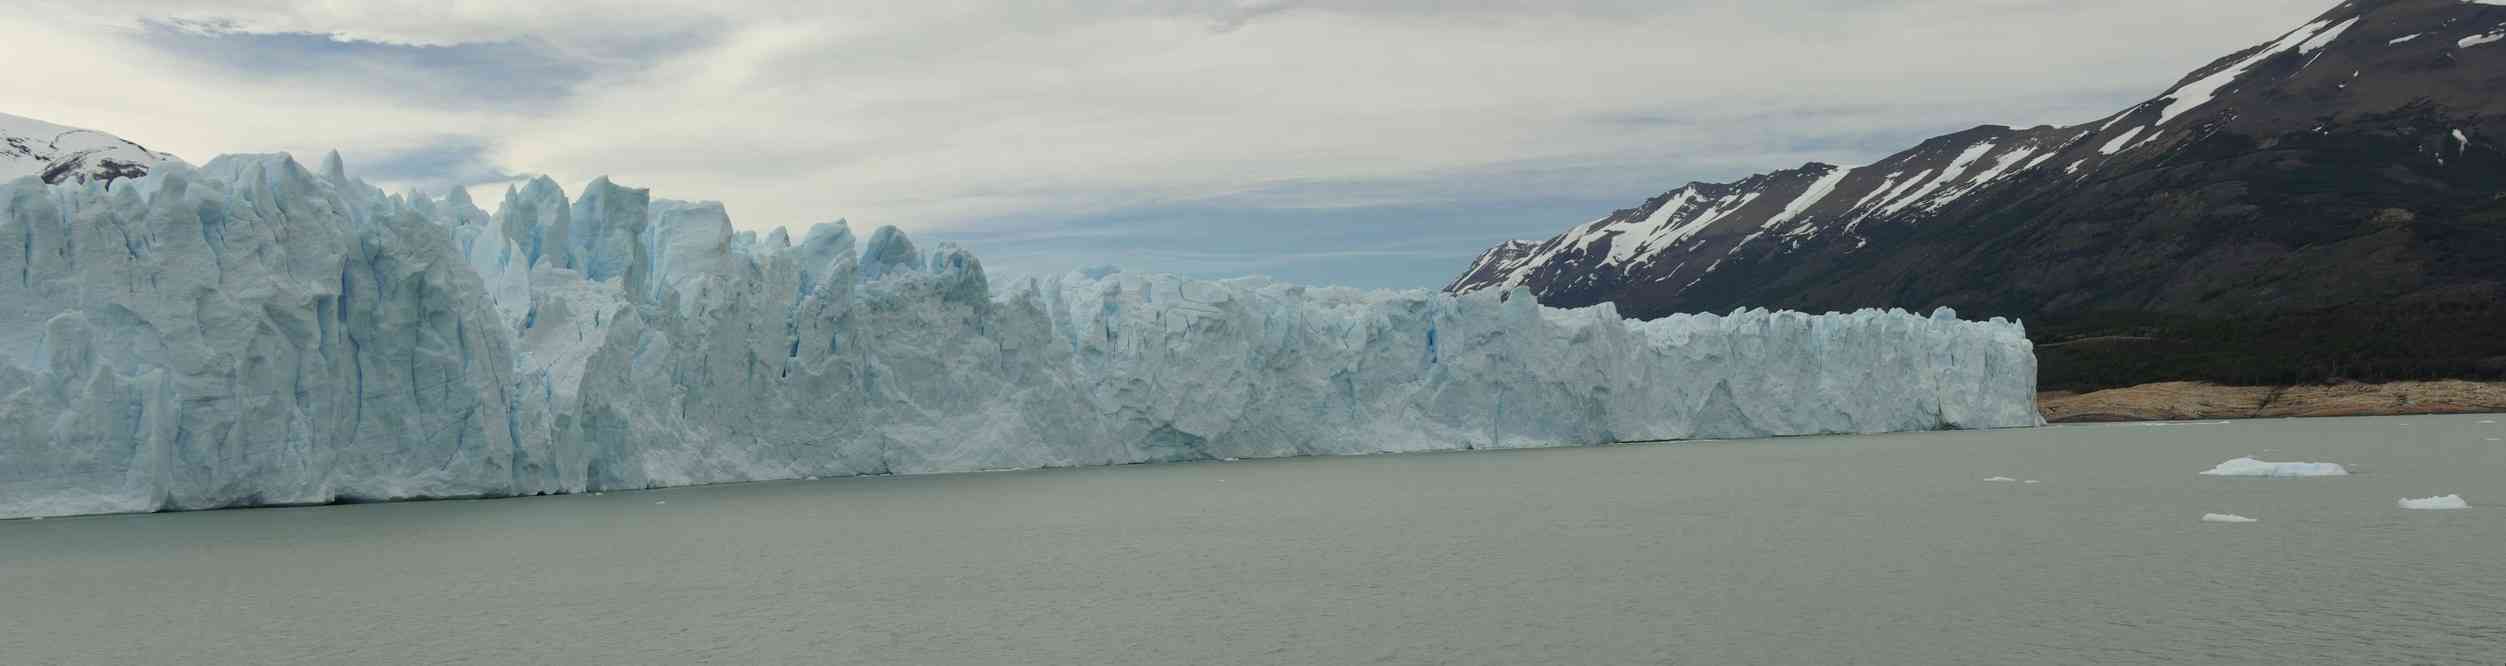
[0,154,2042,519]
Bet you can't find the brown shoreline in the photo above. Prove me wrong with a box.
[2038,380,2506,424]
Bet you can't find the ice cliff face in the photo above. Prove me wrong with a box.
[0,152,2042,519]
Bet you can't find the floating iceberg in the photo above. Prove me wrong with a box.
[2199,457,2350,478]
[2398,495,2469,510]
[2201,513,2258,523]
[1984,476,2018,482]
[0,153,2045,519]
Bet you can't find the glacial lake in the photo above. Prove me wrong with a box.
[4,415,2502,665]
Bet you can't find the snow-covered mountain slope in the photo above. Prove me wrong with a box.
[1449,123,2083,303]
[1,112,178,187]
[1445,118,2123,305]
[0,148,2040,519]
[1450,0,2506,340]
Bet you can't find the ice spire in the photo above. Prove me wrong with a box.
[319,150,347,183]
[860,225,922,281]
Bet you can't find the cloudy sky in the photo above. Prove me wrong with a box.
[2,1,2331,288]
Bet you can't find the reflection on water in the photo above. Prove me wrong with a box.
[3,415,2501,664]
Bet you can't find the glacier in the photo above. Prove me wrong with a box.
[0,152,2043,519]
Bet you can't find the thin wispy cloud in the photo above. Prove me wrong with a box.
[348,135,529,196]
[2,0,2334,287]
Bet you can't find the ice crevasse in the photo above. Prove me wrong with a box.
[0,152,2044,519]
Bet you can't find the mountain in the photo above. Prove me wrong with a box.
[1448,0,2506,390]
[0,111,179,187]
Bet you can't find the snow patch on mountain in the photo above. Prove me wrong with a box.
[1849,172,1904,212]
[1880,141,1996,216]
[1,112,177,188]
[2155,16,2354,128]
[1650,191,1760,254]
[1764,164,1853,231]
[2100,126,2148,155]
[1610,188,1701,264]
[1452,239,1543,293]
[1876,169,1936,208]
[1931,146,2036,205]
[2298,17,2358,54]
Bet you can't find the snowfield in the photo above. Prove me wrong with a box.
[0,152,2044,519]
[0,112,171,187]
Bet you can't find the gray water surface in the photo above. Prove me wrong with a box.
[5,415,2503,665]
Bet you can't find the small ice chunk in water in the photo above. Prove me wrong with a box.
[2398,495,2469,510]
[1984,476,2018,482]
[2200,457,2349,478]
[2202,513,2258,523]
[2023,480,2041,484]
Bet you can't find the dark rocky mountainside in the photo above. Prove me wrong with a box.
[1450,0,2506,389]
